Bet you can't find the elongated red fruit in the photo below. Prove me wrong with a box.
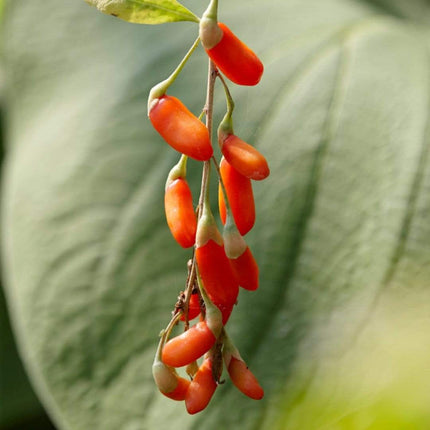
[162,321,216,368]
[227,357,264,400]
[230,246,259,291]
[149,95,213,161]
[185,357,217,414]
[204,23,263,86]
[152,359,190,400]
[221,134,269,180]
[163,377,190,400]
[195,240,239,324]
[219,157,255,236]
[165,178,197,248]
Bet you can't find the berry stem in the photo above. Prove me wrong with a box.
[166,154,188,187]
[218,72,235,119]
[196,59,217,219]
[156,311,183,360]
[217,72,235,139]
[182,257,198,330]
[197,58,217,223]
[148,36,201,112]
[212,156,231,218]
[205,59,218,146]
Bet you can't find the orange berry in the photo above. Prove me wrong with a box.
[195,239,239,324]
[152,359,190,401]
[162,321,216,368]
[165,178,197,248]
[149,95,213,161]
[221,134,269,180]
[227,357,264,400]
[204,23,263,86]
[219,157,255,236]
[162,376,190,401]
[185,357,217,414]
[230,246,259,291]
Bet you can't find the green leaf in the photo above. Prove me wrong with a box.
[3,0,430,429]
[84,0,199,24]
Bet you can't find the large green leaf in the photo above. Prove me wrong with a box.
[0,2,54,427]
[2,0,430,429]
[84,0,199,24]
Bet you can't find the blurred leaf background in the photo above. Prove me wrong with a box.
[0,0,54,427]
[1,0,430,429]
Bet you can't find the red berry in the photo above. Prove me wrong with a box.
[162,321,216,368]
[221,134,269,180]
[149,95,213,161]
[204,23,263,86]
[162,376,190,401]
[227,357,264,400]
[185,357,217,414]
[165,178,197,248]
[230,246,259,291]
[152,359,190,401]
[195,239,239,324]
[219,157,255,236]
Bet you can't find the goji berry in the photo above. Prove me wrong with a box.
[165,178,196,248]
[220,133,269,180]
[201,22,263,86]
[149,95,213,161]
[229,246,259,291]
[227,356,264,400]
[164,376,190,401]
[162,321,217,368]
[219,157,255,236]
[195,199,239,323]
[185,357,217,414]
[195,239,238,324]
[152,358,190,401]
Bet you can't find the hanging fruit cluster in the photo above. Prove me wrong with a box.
[147,0,268,414]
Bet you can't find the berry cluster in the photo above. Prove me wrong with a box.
[149,0,269,414]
